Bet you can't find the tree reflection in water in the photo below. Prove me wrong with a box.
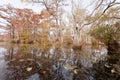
[1,44,120,80]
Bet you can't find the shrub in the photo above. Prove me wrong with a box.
[89,25,120,45]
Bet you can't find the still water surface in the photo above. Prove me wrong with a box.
[0,44,120,80]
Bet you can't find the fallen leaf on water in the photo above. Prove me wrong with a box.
[111,69,116,73]
[42,71,46,74]
[105,64,111,68]
[27,58,34,61]
[64,64,77,70]
[73,69,78,74]
[19,59,25,62]
[27,67,32,71]
[59,58,65,61]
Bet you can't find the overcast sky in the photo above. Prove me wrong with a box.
[0,0,92,13]
[0,0,120,13]
[0,0,43,13]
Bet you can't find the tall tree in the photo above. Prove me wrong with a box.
[21,0,67,42]
[0,5,19,39]
[0,5,42,43]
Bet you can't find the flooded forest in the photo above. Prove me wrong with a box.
[0,0,120,80]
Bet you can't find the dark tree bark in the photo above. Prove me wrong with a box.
[107,40,119,54]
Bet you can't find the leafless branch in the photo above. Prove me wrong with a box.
[90,0,103,16]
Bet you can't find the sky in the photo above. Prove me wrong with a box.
[0,0,91,13]
[0,0,120,13]
[0,0,42,13]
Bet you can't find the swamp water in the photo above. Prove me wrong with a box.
[0,43,120,80]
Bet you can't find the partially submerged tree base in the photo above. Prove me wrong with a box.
[72,45,82,50]
[11,39,34,44]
